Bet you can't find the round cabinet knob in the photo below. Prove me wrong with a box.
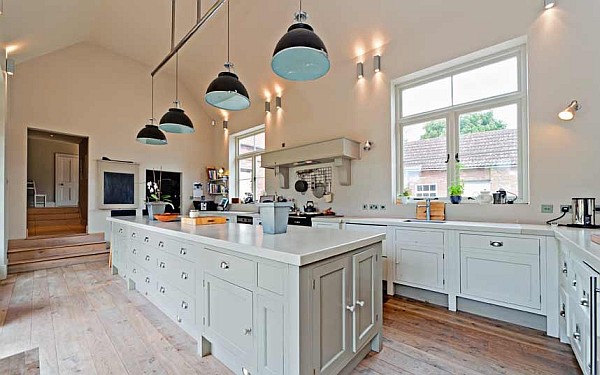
[181,272,188,280]
[243,328,252,336]
[573,330,581,340]
[145,277,150,283]
[356,300,365,307]
[159,241,165,248]
[119,228,123,234]
[131,233,137,238]
[159,262,166,269]
[180,248,187,255]
[346,304,356,313]
[562,267,568,274]
[132,268,137,274]
[145,255,151,261]
[132,249,137,255]
[581,298,589,307]
[220,261,230,270]
[159,286,166,294]
[144,237,149,243]
[181,301,188,310]
[572,279,577,287]
[176,316,182,323]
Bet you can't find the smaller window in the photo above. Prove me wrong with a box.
[415,184,438,198]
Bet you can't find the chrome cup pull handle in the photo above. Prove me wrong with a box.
[490,241,504,247]
[220,261,230,270]
[181,272,188,280]
[180,248,187,255]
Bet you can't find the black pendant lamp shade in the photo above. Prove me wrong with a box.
[159,101,194,133]
[136,122,168,145]
[205,70,251,111]
[272,13,330,81]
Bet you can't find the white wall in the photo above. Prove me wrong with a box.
[212,0,600,225]
[6,42,217,239]
[27,137,79,203]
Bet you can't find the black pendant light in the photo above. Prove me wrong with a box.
[272,0,330,81]
[137,77,168,145]
[159,54,195,133]
[205,0,250,111]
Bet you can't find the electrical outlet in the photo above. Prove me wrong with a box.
[541,204,554,214]
[369,204,379,210]
[379,204,387,211]
[560,205,572,213]
[362,204,369,210]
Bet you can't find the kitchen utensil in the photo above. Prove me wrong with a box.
[313,182,326,198]
[181,216,227,225]
[304,201,317,213]
[477,190,493,204]
[324,192,333,203]
[493,190,507,204]
[572,198,596,227]
[295,180,308,193]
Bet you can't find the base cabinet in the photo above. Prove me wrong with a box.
[393,228,445,291]
[311,245,381,375]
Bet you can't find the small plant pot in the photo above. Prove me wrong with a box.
[450,195,462,204]
[147,202,168,220]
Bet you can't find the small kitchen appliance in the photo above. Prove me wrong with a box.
[569,198,597,227]
[194,199,217,211]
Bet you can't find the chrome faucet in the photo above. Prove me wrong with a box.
[425,198,432,221]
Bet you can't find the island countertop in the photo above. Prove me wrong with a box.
[108,216,385,266]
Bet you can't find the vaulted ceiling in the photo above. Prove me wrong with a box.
[2,0,540,118]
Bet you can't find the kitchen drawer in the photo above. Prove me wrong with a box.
[460,234,539,255]
[129,227,150,243]
[395,228,444,248]
[140,245,157,269]
[569,294,591,373]
[132,265,155,299]
[202,248,257,288]
[257,262,285,295]
[163,238,196,262]
[156,251,195,294]
[572,260,600,321]
[153,278,197,334]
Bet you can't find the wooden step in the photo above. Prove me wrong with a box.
[8,253,110,274]
[8,232,105,251]
[8,242,107,263]
[27,207,80,215]
[27,225,87,237]
[28,218,83,227]
[27,212,81,220]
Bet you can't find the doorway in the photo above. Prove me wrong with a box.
[26,129,89,237]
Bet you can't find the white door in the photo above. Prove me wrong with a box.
[55,153,79,206]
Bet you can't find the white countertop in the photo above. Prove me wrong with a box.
[312,216,554,236]
[108,216,384,266]
[554,226,600,269]
[196,211,260,217]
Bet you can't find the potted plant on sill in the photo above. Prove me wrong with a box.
[449,163,464,204]
[397,188,411,205]
[146,169,174,220]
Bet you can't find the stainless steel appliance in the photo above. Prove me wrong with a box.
[288,212,324,227]
[194,200,217,211]
[572,198,596,227]
[236,215,254,225]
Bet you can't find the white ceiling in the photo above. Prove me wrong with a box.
[2,0,540,117]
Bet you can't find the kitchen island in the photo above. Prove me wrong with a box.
[108,216,385,375]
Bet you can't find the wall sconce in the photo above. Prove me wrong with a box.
[544,0,556,10]
[558,100,581,121]
[223,120,228,130]
[265,101,271,113]
[374,55,381,73]
[357,62,364,79]
[5,58,15,76]
[275,96,282,110]
[363,140,373,151]
[211,119,216,126]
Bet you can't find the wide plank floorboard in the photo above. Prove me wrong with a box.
[0,262,582,374]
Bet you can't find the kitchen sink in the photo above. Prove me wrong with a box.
[403,219,447,224]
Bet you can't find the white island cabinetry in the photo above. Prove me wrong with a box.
[109,217,384,375]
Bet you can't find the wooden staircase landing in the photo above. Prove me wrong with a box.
[27,206,86,237]
[7,232,109,274]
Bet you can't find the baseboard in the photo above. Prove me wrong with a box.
[0,264,7,280]
[394,284,449,307]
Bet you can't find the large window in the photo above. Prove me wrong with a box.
[233,127,265,200]
[394,40,528,202]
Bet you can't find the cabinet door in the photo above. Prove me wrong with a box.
[203,274,255,371]
[345,224,389,282]
[395,244,444,290]
[352,246,379,352]
[311,257,352,375]
[257,296,285,375]
[460,248,541,309]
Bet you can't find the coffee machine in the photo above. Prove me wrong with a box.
[569,198,598,228]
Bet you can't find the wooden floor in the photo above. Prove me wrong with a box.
[0,262,581,375]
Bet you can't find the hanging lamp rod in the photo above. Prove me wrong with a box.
[151,0,226,77]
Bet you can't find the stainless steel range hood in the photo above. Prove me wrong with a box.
[261,138,361,188]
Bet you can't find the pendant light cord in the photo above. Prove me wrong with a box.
[175,53,179,102]
[227,0,230,66]
[151,76,155,123]
[299,0,302,13]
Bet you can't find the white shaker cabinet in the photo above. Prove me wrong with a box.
[393,228,446,291]
[459,234,541,310]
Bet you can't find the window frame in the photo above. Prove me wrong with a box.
[228,125,266,199]
[391,37,529,204]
